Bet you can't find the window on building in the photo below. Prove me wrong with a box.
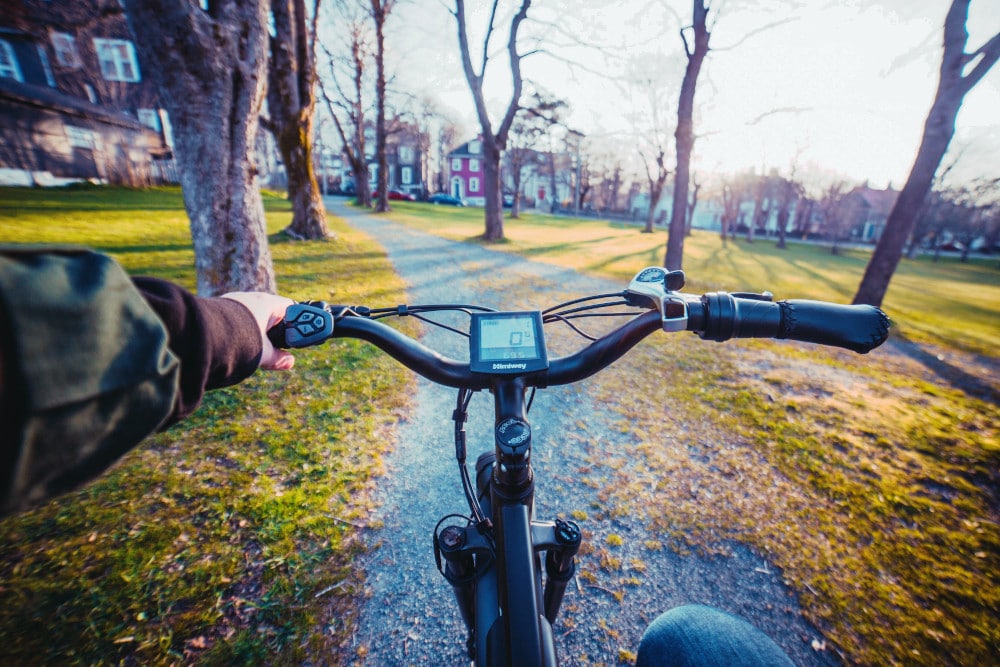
[93,38,141,82]
[469,177,480,193]
[399,146,414,163]
[65,125,95,149]
[401,166,412,184]
[470,159,479,172]
[138,108,162,132]
[451,158,462,172]
[51,32,81,68]
[84,83,98,103]
[0,40,24,82]
[35,45,56,86]
[469,140,480,153]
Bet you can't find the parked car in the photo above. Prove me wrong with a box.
[428,193,465,207]
[373,189,417,201]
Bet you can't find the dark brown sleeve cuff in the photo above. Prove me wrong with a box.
[132,277,263,425]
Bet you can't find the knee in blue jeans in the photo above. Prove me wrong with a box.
[636,604,795,667]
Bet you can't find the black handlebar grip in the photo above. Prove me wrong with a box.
[698,292,782,341]
[777,300,889,354]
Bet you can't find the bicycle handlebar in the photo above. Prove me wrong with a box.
[268,291,889,389]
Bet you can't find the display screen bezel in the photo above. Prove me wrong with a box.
[469,311,548,375]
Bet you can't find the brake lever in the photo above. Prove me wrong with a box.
[266,301,336,349]
[625,267,689,332]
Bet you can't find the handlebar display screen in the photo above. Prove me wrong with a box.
[470,311,548,374]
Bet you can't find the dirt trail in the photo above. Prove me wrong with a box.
[330,201,836,666]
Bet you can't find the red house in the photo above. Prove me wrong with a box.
[447,137,485,206]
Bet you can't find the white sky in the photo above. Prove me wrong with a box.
[383,0,999,189]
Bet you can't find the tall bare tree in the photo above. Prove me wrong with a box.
[369,0,395,212]
[624,54,675,234]
[267,0,330,239]
[774,174,802,250]
[685,174,701,236]
[664,0,710,270]
[454,0,531,241]
[125,0,275,294]
[819,181,851,255]
[853,0,1000,306]
[319,16,372,208]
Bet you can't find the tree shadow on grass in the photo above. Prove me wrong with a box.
[890,333,999,404]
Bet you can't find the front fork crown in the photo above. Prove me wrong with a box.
[435,517,583,637]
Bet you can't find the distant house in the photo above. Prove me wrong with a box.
[504,150,572,211]
[447,138,485,206]
[449,138,580,209]
[338,121,424,197]
[387,123,424,198]
[0,1,174,186]
[842,184,899,242]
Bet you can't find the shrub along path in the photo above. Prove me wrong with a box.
[330,200,836,666]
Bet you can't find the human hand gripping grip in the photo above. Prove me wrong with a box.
[266,302,335,349]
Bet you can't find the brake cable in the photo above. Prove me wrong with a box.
[453,389,495,550]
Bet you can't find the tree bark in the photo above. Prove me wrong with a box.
[776,194,791,249]
[664,0,709,270]
[371,0,391,213]
[268,0,329,239]
[853,0,1000,306]
[642,149,668,233]
[685,180,700,236]
[126,0,276,295]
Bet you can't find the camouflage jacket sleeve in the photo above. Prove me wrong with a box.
[0,247,261,516]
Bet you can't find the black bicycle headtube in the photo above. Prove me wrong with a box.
[689,292,890,354]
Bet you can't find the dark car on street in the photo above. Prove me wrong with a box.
[428,193,465,206]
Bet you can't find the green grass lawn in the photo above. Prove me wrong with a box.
[379,202,1000,666]
[383,202,1000,357]
[0,186,413,663]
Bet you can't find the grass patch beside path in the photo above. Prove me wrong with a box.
[0,186,412,663]
[380,203,999,665]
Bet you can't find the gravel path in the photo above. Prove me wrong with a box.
[330,201,836,666]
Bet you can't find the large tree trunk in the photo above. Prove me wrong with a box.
[664,0,710,270]
[853,0,1000,306]
[685,180,700,236]
[126,0,275,295]
[776,207,790,249]
[269,0,329,239]
[510,166,523,219]
[482,140,504,240]
[643,182,664,233]
[372,0,391,213]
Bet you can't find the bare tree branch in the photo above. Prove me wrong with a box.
[712,17,799,51]
[744,106,813,126]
